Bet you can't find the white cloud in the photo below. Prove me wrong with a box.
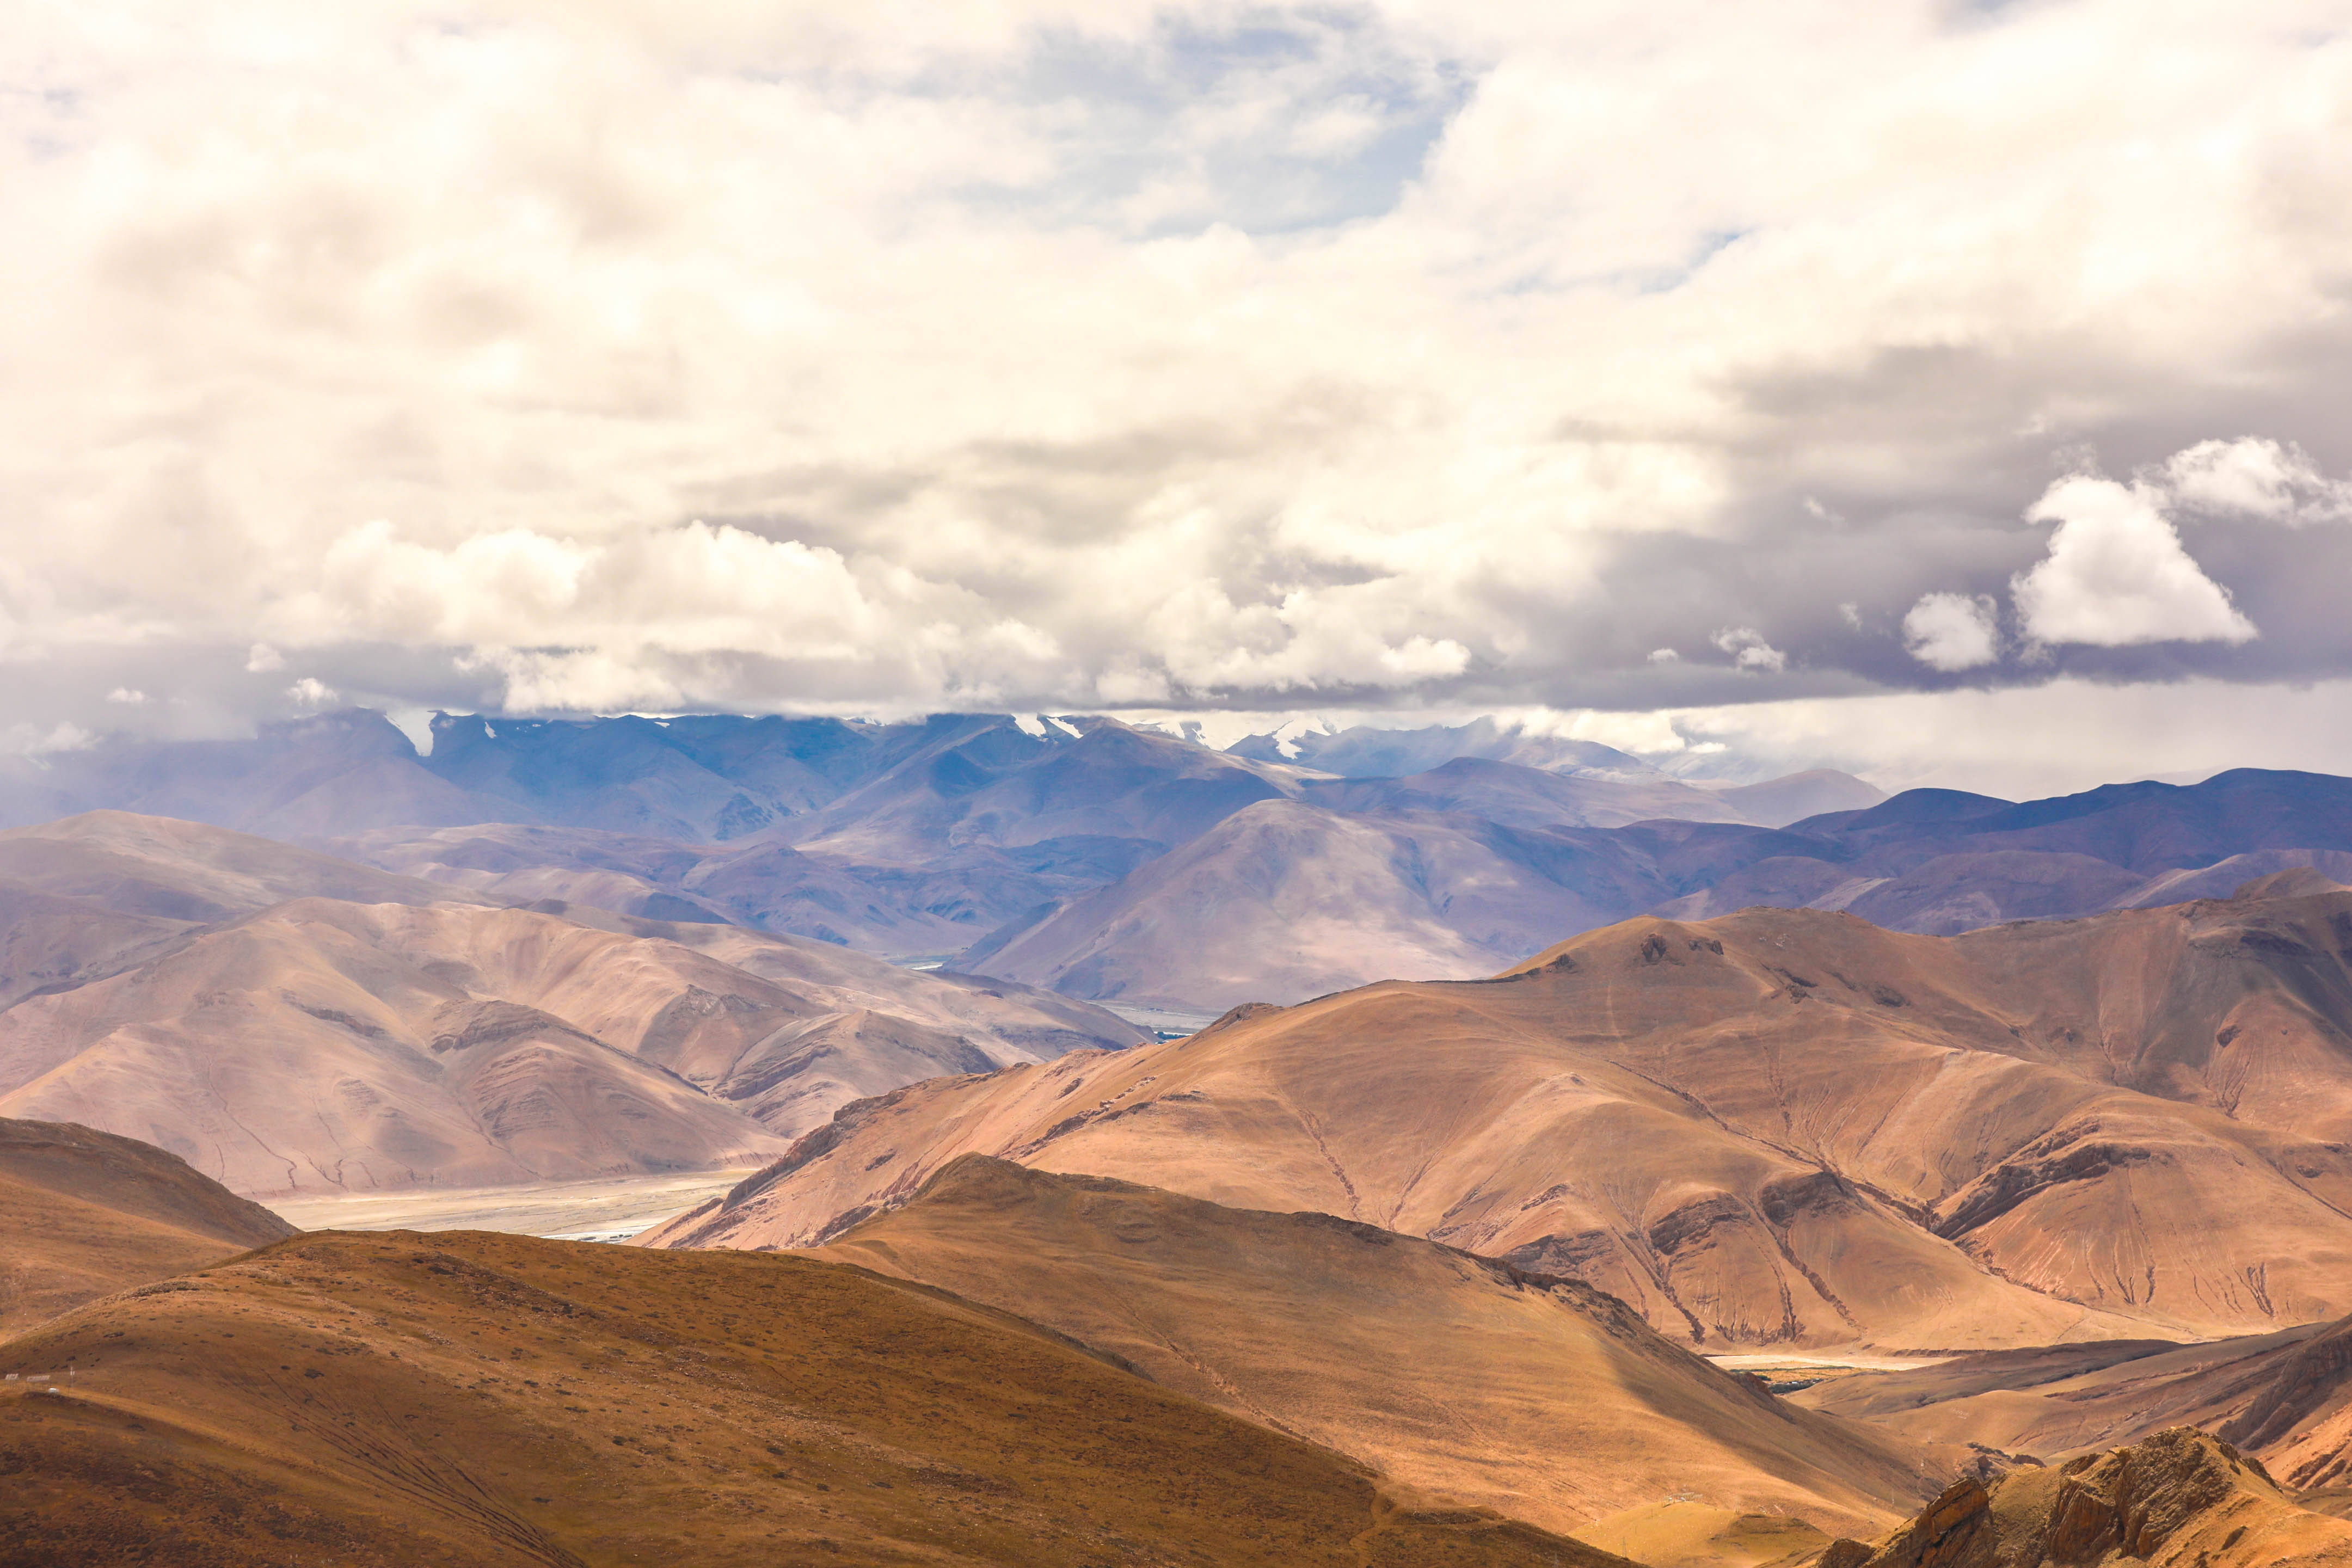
[1653,677,2352,800]
[2156,437,2352,523]
[1647,647,1680,662]
[285,676,339,706]
[0,2,2347,735]
[1712,627,1788,673]
[1901,593,1999,672]
[0,722,94,757]
[105,686,148,704]
[2012,476,2256,649]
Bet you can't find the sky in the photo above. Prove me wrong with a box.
[6,0,2352,796]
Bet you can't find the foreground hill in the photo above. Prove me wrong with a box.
[648,882,2352,1349]
[1831,1428,2352,1568]
[809,1155,1942,1537]
[0,815,1139,1197]
[0,1228,1607,1567]
[0,1117,293,1335]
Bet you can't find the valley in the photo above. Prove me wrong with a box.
[13,713,2352,1565]
[263,1167,763,1241]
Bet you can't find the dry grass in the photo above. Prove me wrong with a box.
[0,1228,1615,1566]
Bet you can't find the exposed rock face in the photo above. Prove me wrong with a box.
[1851,1430,2349,1568]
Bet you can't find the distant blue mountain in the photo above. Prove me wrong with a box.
[5,708,2346,1006]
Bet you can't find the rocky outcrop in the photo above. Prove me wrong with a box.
[1846,1429,2347,1568]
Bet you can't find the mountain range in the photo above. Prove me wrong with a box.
[14,1091,2352,1568]
[648,870,2352,1352]
[0,811,1140,1196]
[15,707,2352,1013]
[19,834,2352,1562]
[0,1174,1608,1565]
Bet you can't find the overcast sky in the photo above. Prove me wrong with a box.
[7,1,2352,795]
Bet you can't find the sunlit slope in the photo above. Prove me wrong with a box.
[0,1228,1610,1567]
[816,1155,1944,1538]
[0,868,1135,1196]
[1828,1429,2352,1568]
[0,1116,293,1335]
[653,887,2352,1349]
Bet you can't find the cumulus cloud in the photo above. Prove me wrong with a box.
[285,677,339,707]
[1712,628,1788,673]
[2156,438,2352,523]
[2012,476,2256,649]
[1902,593,1999,672]
[0,0,2350,774]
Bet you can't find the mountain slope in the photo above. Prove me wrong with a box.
[0,1228,1608,1567]
[971,799,1670,1009]
[329,818,1076,955]
[0,809,484,922]
[0,890,1137,1196]
[808,1155,1942,1538]
[1791,1314,2352,1496]
[0,810,500,1008]
[650,886,2352,1350]
[0,1117,294,1335]
[973,768,2352,1011]
[1297,757,1755,831]
[1832,1429,2352,1568]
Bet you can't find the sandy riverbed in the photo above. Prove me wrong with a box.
[262,1168,760,1243]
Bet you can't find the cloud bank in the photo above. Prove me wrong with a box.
[5,1,2352,786]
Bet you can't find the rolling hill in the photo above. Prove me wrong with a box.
[0,1225,1607,1566]
[647,877,2352,1351]
[0,815,1140,1198]
[809,1154,1944,1538]
[0,1117,293,1335]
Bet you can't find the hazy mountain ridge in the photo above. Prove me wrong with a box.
[0,813,1141,1197]
[0,711,1882,991]
[21,710,2352,1015]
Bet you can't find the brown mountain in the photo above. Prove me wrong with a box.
[0,892,1138,1197]
[974,768,2352,1010]
[0,809,488,1007]
[968,798,1659,1010]
[1830,1429,2352,1568]
[0,1226,1608,1567]
[648,882,2352,1350]
[799,1155,1942,1538]
[0,1117,293,1336]
[1790,1314,2352,1498]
